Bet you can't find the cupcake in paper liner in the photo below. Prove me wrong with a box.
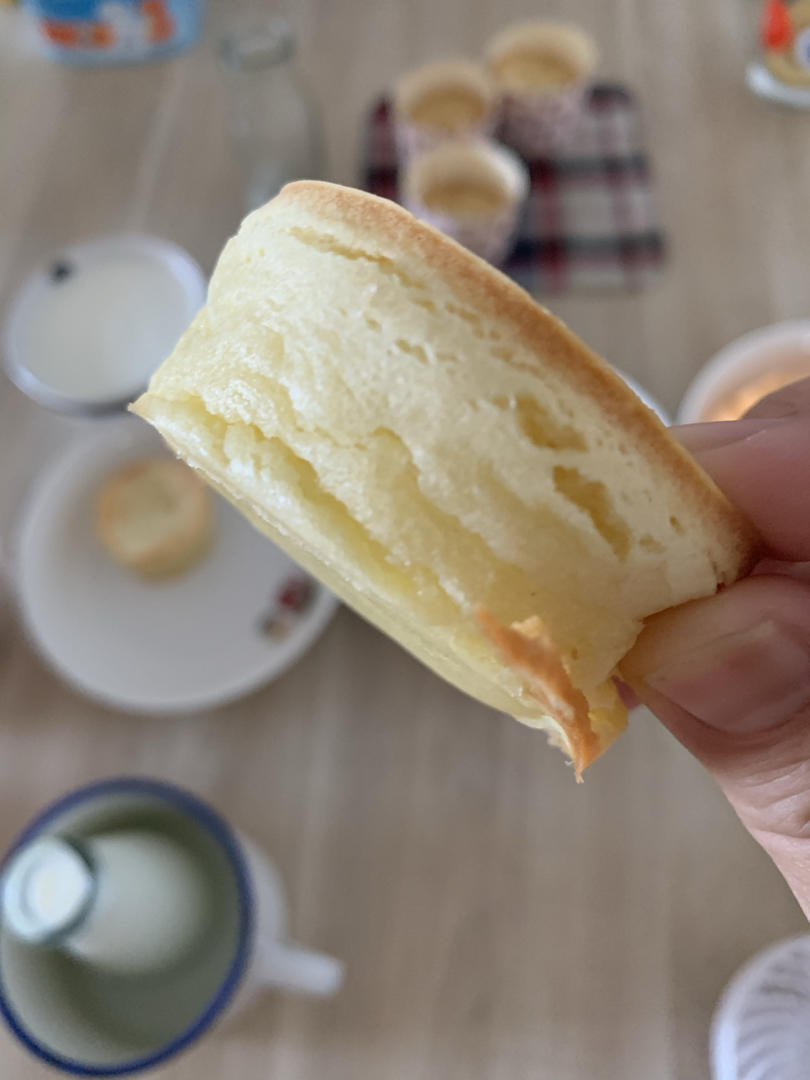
[393,59,498,161]
[486,21,598,158]
[401,138,528,266]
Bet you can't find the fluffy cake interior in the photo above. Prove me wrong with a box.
[133,181,757,775]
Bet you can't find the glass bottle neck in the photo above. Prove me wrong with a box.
[219,16,296,76]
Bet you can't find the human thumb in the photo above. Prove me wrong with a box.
[622,575,810,912]
[622,385,810,914]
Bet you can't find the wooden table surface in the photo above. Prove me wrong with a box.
[0,2,806,1077]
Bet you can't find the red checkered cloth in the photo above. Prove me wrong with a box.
[362,84,666,294]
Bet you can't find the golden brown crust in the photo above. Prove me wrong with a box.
[476,608,604,780]
[272,181,761,579]
[133,180,762,776]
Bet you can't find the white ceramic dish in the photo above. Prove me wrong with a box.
[12,418,338,714]
[711,934,810,1080]
[746,61,810,109]
[678,319,810,424]
[3,234,207,416]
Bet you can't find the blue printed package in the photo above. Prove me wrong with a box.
[24,0,205,64]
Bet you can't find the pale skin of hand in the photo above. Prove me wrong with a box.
[622,376,810,917]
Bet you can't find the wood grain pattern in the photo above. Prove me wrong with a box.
[0,2,805,1078]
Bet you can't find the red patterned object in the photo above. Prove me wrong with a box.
[362,85,666,294]
[277,576,314,614]
[258,575,316,639]
[761,0,794,49]
[499,81,589,157]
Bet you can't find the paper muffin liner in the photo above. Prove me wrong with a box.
[393,59,498,162]
[401,139,528,265]
[486,21,598,157]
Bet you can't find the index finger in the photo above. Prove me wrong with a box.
[673,380,810,562]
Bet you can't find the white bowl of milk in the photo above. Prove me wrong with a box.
[3,233,207,415]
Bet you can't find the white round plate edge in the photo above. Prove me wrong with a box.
[12,420,339,715]
[710,934,810,1080]
[677,319,810,424]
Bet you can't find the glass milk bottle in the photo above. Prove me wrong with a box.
[220,17,326,212]
[1,833,211,973]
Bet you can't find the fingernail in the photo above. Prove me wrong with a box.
[744,375,810,420]
[675,378,810,453]
[674,418,781,454]
[646,619,810,734]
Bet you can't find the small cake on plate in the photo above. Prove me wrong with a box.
[95,458,214,580]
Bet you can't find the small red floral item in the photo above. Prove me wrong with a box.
[258,575,316,639]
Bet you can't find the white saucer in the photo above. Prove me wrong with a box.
[678,319,810,424]
[746,61,810,109]
[12,419,338,714]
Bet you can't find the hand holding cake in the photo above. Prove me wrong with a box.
[132,181,758,778]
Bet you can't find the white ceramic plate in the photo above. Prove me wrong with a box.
[746,61,810,110]
[678,319,810,424]
[13,419,338,714]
